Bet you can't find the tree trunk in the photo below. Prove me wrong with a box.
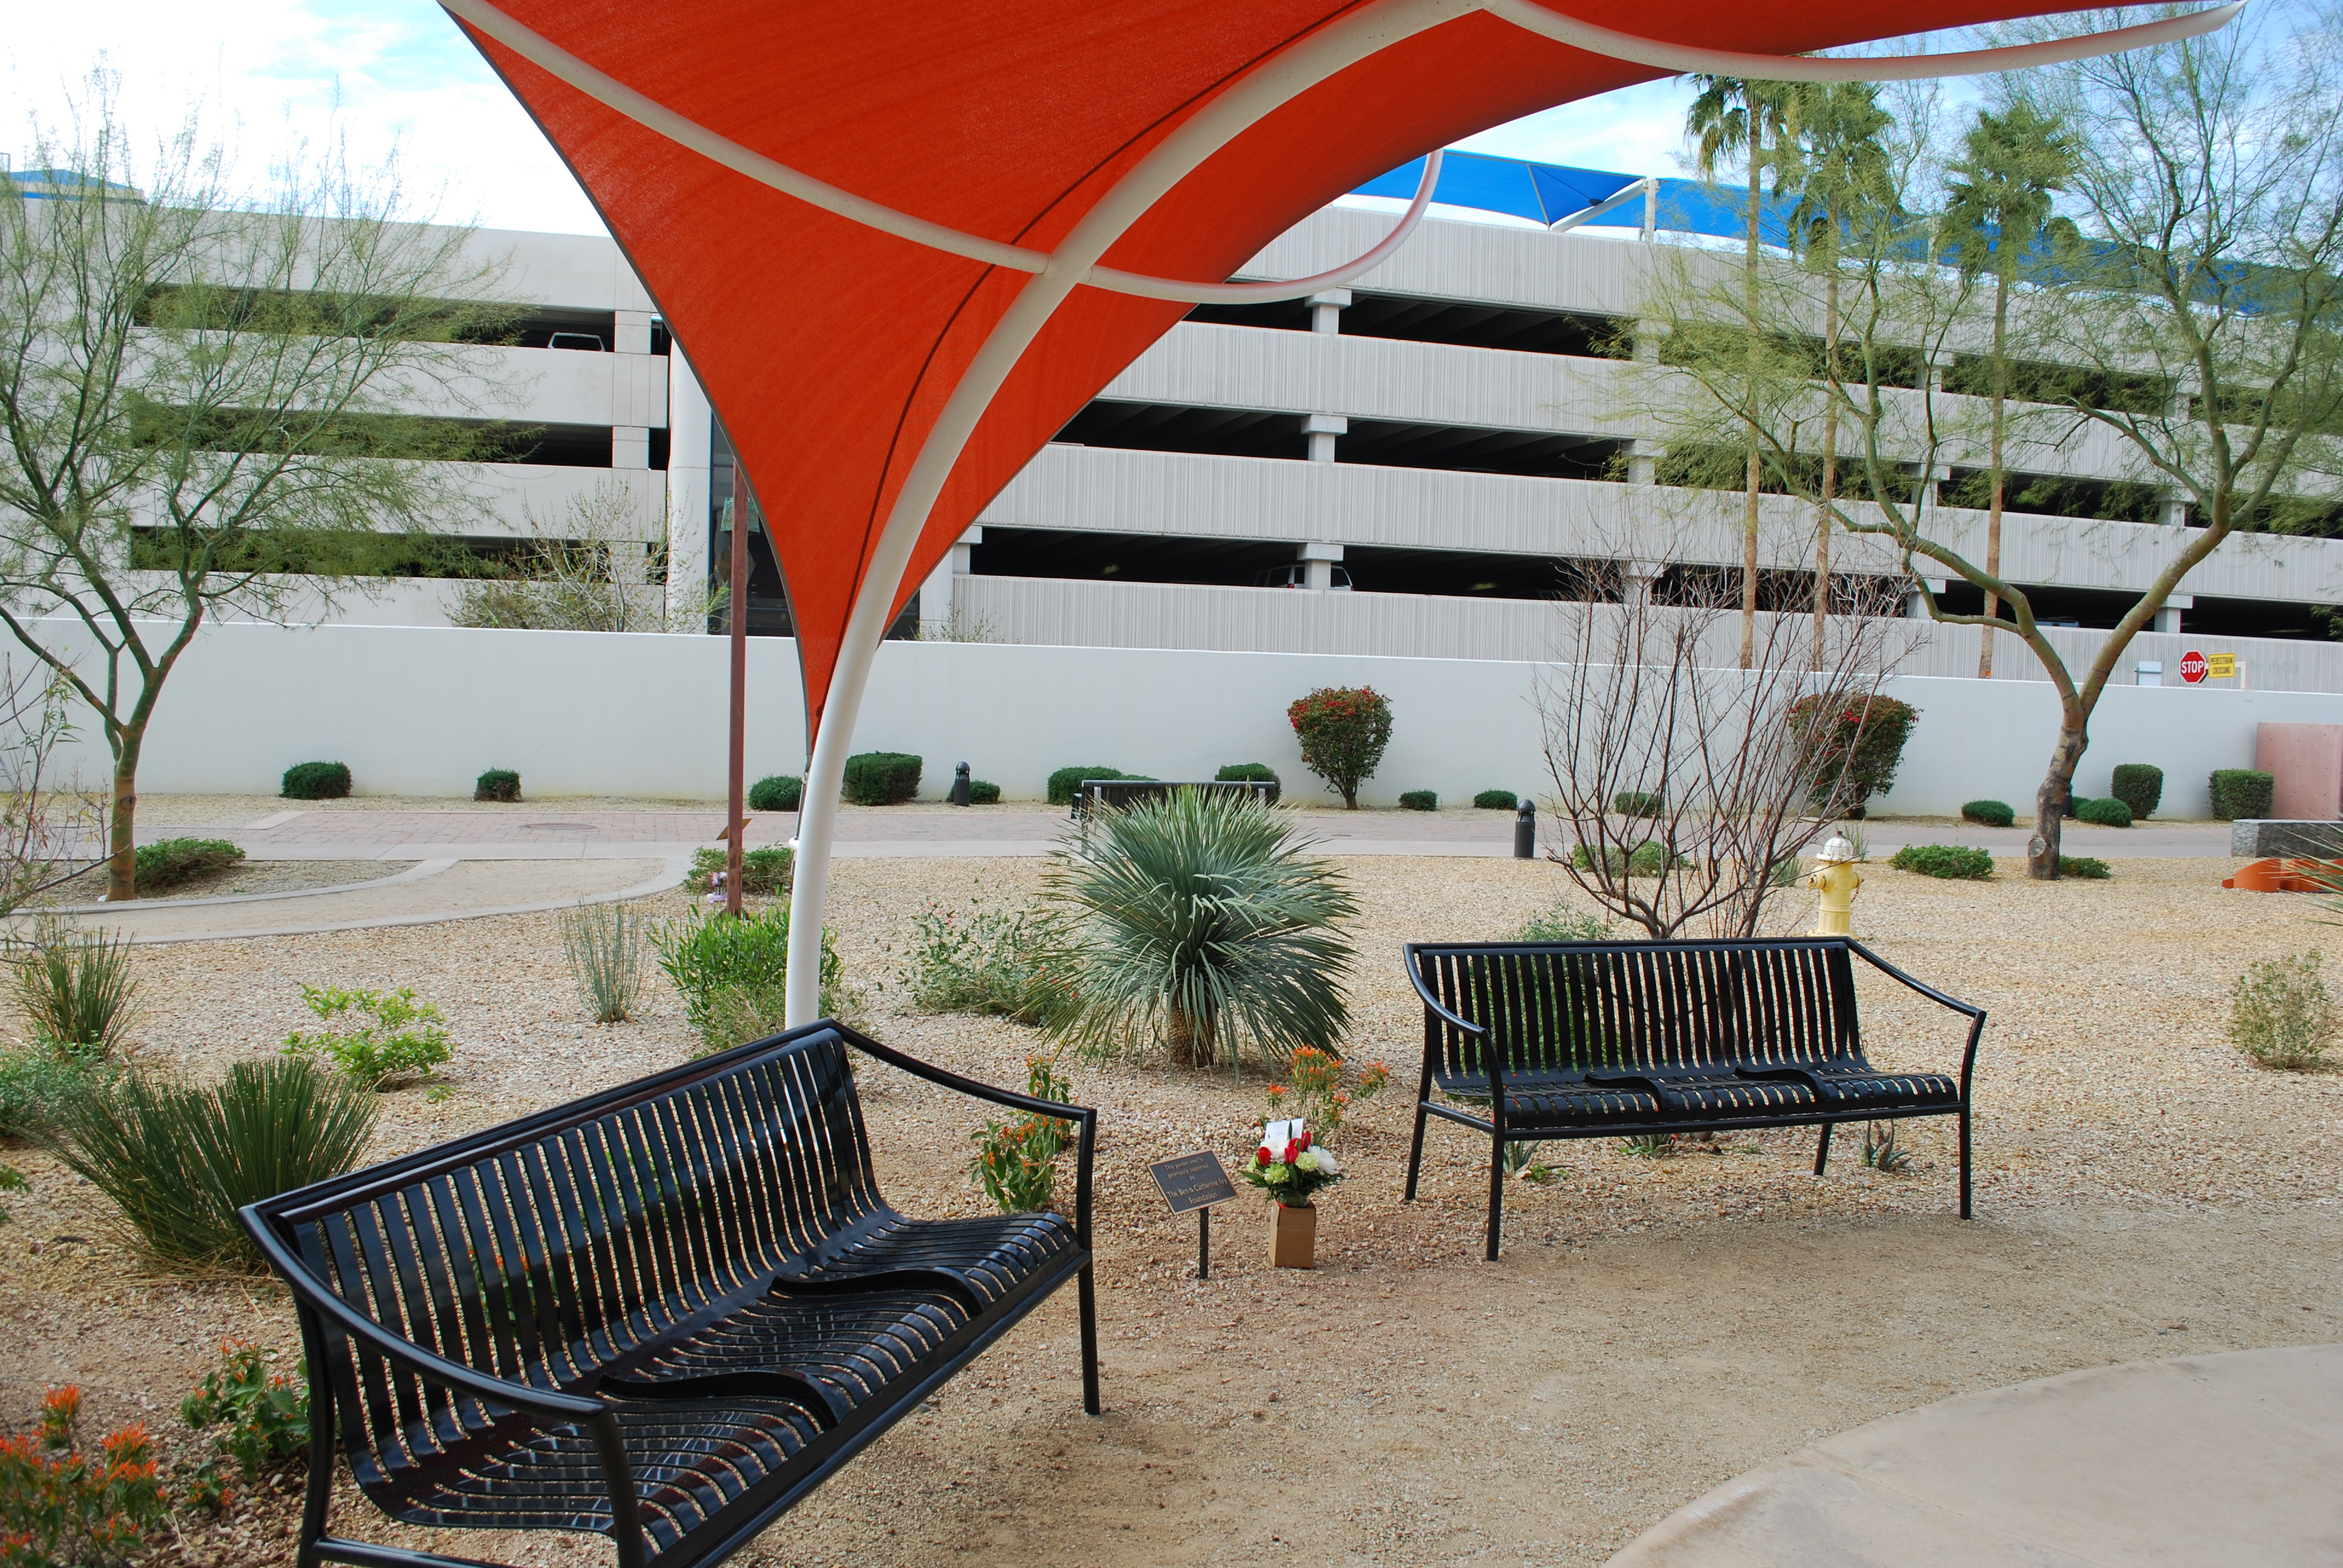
[1166,1001,1216,1069]
[1738,141,1763,671]
[1814,273,1838,670]
[106,750,139,902]
[1979,273,2011,681]
[2028,704,2087,880]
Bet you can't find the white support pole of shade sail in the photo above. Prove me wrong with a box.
[781,0,1494,1027]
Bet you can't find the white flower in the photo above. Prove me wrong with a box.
[1296,1147,1340,1177]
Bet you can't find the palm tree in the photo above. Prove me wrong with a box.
[1941,102,2077,678]
[1779,82,1895,668]
[1043,788,1355,1074]
[1689,76,1800,669]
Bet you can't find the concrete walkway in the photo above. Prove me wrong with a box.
[140,808,2243,862]
[1607,1343,2343,1567]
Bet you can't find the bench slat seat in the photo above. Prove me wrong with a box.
[244,1021,1100,1568]
[1404,938,1984,1258]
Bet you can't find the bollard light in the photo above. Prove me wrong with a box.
[951,761,972,807]
[1513,799,1536,860]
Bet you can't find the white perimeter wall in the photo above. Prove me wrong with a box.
[34,621,2343,820]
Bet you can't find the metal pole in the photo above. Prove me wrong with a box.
[726,458,749,918]
[1198,1206,1210,1280]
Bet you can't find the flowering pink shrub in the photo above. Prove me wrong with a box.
[1286,687,1394,809]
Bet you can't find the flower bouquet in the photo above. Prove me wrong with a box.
[1245,1119,1340,1268]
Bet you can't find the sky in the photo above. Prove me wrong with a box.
[1,0,1708,237]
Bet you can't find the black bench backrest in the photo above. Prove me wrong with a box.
[1075,779,1277,815]
[254,1029,876,1481]
[1408,939,1862,1080]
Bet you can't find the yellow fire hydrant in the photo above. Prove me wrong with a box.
[1807,834,1863,937]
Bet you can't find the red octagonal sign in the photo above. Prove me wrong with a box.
[2180,650,2209,684]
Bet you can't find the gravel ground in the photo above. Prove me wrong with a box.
[1,853,2338,1567]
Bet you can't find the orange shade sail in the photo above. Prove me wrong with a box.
[447,0,2129,741]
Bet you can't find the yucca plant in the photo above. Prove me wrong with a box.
[560,901,649,1023]
[42,1058,377,1273]
[1044,788,1355,1074]
[14,917,140,1057]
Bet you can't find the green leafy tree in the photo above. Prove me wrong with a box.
[0,82,518,900]
[1286,685,1392,809]
[1940,101,2079,679]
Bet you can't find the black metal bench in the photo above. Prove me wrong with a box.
[1403,938,1984,1258]
[241,1021,1098,1568]
[1072,778,1277,818]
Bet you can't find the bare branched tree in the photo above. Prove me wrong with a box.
[450,479,712,633]
[0,661,103,917]
[1536,560,1912,939]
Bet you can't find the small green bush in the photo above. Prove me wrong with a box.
[1473,789,1518,810]
[1613,791,1665,818]
[2209,768,2275,820]
[559,903,648,1024]
[1047,766,1133,806]
[689,844,795,897]
[841,751,921,805]
[2228,952,2336,1070]
[135,837,246,893]
[280,761,350,800]
[1399,789,1438,811]
[0,1048,116,1138]
[1889,844,1994,880]
[474,768,521,803]
[1516,909,1614,942]
[749,774,803,812]
[2059,854,2110,879]
[1574,841,1683,875]
[182,1339,309,1483]
[1961,799,2015,828]
[42,1057,378,1272]
[2076,796,2133,828]
[1215,763,1280,785]
[2109,763,2163,820]
[969,780,1001,805]
[281,985,453,1090]
[15,921,141,1056]
[655,907,847,1055]
[899,898,1073,1024]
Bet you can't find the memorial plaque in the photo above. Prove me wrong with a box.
[1149,1151,1236,1214]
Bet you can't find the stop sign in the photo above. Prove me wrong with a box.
[2180,650,2208,684]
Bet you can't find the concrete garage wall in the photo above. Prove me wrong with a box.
[33,620,2343,818]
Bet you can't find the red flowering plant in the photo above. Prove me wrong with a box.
[1239,1119,1344,1207]
[1286,687,1393,809]
[0,1386,168,1567]
[1784,694,1918,814]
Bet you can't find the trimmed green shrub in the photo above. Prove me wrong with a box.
[280,761,350,800]
[689,844,795,897]
[1613,791,1665,818]
[1788,693,1921,809]
[281,986,453,1091]
[655,907,847,1055]
[1215,763,1279,785]
[1473,789,1518,810]
[2059,854,2111,879]
[1889,844,1993,880]
[15,922,140,1056]
[842,751,922,805]
[2109,763,2163,820]
[2209,768,2274,820]
[2076,796,2132,828]
[2228,952,2336,1070]
[1047,766,1135,806]
[1287,686,1393,810]
[1961,799,2015,828]
[42,1058,378,1272]
[969,780,1001,805]
[749,774,802,812]
[1398,789,1438,811]
[135,837,245,893]
[474,768,520,803]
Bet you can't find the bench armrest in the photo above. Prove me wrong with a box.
[1403,946,1488,1038]
[1847,940,1989,1097]
[833,1022,1101,1249]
